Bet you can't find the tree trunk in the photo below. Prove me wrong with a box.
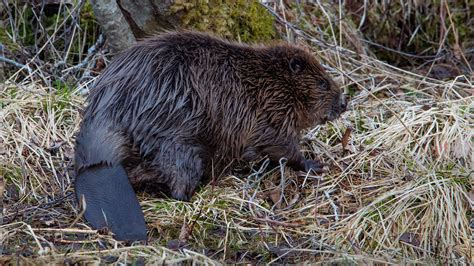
[90,0,180,53]
[89,0,136,54]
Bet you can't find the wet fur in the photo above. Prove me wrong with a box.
[74,31,345,202]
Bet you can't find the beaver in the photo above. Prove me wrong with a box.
[74,31,347,242]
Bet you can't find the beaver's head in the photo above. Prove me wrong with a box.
[257,45,347,130]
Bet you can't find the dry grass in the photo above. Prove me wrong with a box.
[1,1,472,264]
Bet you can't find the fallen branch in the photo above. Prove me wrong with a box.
[0,55,32,73]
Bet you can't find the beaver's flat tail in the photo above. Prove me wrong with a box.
[75,164,147,242]
[74,123,147,242]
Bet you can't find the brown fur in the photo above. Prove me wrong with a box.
[74,31,346,201]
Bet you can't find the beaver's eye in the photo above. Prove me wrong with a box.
[289,58,303,73]
[318,79,330,90]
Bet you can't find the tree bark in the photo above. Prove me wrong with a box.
[90,0,183,53]
[90,0,136,54]
[116,0,178,39]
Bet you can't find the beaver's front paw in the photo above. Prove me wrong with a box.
[303,159,325,174]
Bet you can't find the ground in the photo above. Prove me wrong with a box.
[0,2,472,265]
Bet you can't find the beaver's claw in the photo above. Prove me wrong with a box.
[303,159,325,174]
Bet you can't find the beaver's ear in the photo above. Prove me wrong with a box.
[289,58,303,73]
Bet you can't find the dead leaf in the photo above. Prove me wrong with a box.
[341,127,353,150]
[178,218,192,242]
[268,189,282,209]
[453,43,463,60]
[91,57,106,74]
[287,193,300,206]
[166,219,191,250]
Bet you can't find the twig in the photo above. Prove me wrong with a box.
[3,192,73,223]
[0,55,32,73]
[33,228,97,234]
[65,34,105,72]
[69,194,86,228]
[272,157,288,211]
[324,190,339,222]
[313,176,321,223]
[360,39,445,59]
[253,217,302,228]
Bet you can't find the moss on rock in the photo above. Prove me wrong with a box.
[171,1,276,42]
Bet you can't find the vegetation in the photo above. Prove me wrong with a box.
[1,1,472,264]
[171,0,276,42]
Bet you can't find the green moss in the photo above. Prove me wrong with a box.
[0,87,17,109]
[2,166,22,184]
[363,137,375,145]
[0,27,20,53]
[346,84,358,97]
[171,0,276,42]
[354,108,369,133]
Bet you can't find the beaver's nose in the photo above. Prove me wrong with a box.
[339,94,347,112]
